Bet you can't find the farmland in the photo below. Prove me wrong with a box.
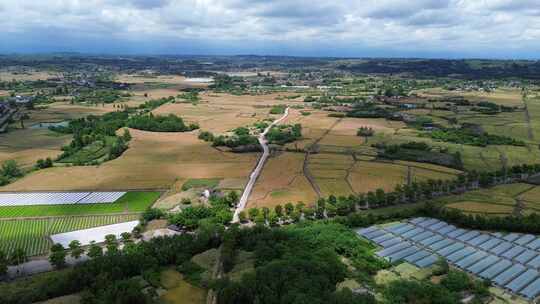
[0,191,160,218]
[3,59,540,260]
[434,183,540,216]
[0,214,139,256]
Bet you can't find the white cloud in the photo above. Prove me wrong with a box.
[0,0,539,58]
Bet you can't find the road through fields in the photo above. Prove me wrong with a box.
[232,108,290,222]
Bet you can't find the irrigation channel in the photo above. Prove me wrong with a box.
[232,107,290,222]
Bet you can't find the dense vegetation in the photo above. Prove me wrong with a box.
[138,96,175,112]
[347,103,391,118]
[0,160,23,186]
[0,232,215,304]
[269,105,286,114]
[51,111,131,164]
[266,124,302,145]
[375,142,463,169]
[198,128,259,151]
[73,89,125,104]
[357,126,374,137]
[428,127,525,147]
[127,113,199,132]
[216,222,382,304]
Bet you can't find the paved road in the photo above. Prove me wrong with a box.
[233,108,290,222]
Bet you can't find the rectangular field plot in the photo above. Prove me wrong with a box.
[0,214,139,256]
[357,217,540,300]
[0,191,126,206]
[0,191,160,218]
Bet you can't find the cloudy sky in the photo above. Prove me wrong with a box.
[1,0,540,58]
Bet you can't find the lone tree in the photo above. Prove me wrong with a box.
[49,243,67,269]
[238,211,247,223]
[9,247,27,266]
[120,232,132,244]
[1,160,23,179]
[87,241,103,259]
[69,240,84,259]
[105,234,119,254]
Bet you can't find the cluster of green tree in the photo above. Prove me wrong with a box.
[266,124,302,145]
[215,222,382,304]
[177,91,200,103]
[73,89,123,104]
[35,157,53,169]
[374,142,463,169]
[51,111,132,164]
[127,113,199,132]
[471,101,516,114]
[379,85,406,97]
[357,126,374,137]
[138,96,175,111]
[304,95,365,105]
[269,105,286,114]
[198,129,259,151]
[0,246,28,276]
[0,231,217,304]
[347,103,391,118]
[382,270,489,304]
[429,127,525,146]
[421,201,540,234]
[0,160,23,186]
[168,192,238,230]
[210,74,245,92]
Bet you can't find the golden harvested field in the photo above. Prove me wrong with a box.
[2,129,257,191]
[0,129,71,168]
[154,92,298,133]
[315,178,354,197]
[0,70,59,81]
[0,102,118,169]
[22,102,114,126]
[446,202,514,214]
[285,111,340,149]
[248,152,318,208]
[518,186,540,202]
[347,161,458,193]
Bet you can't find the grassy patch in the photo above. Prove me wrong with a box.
[181,178,221,191]
[0,191,161,218]
[57,138,112,164]
[160,268,206,304]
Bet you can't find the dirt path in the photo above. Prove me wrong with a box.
[511,185,536,217]
[523,94,535,142]
[232,108,290,222]
[303,152,322,198]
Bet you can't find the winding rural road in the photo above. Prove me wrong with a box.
[233,107,290,222]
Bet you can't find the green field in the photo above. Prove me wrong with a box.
[0,214,140,256]
[0,191,161,218]
[181,178,221,191]
[435,183,539,216]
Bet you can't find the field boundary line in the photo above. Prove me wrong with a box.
[0,212,142,221]
[303,152,322,198]
[0,188,166,193]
